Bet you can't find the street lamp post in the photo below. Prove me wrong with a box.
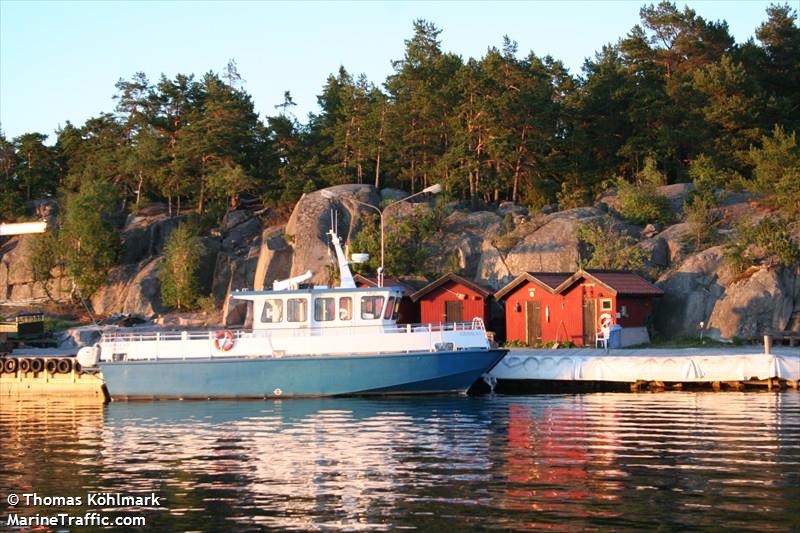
[325,184,442,287]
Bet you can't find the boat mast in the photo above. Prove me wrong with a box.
[328,210,357,289]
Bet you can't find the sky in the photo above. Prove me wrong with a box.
[0,0,780,142]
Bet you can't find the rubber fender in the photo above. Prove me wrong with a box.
[3,358,18,373]
[57,358,71,374]
[30,358,44,373]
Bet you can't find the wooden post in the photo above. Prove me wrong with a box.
[764,335,772,354]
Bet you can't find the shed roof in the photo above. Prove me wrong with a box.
[409,272,494,302]
[353,274,417,295]
[494,272,573,300]
[555,269,664,296]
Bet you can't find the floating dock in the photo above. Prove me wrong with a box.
[0,353,107,398]
[488,346,800,392]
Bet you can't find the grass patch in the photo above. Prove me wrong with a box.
[629,336,731,349]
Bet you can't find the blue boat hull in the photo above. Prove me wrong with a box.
[98,349,507,400]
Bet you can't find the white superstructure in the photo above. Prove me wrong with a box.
[84,223,492,367]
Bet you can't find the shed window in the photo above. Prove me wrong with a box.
[339,297,352,320]
[361,295,385,320]
[287,298,308,322]
[260,299,283,323]
[314,297,335,321]
[600,298,613,311]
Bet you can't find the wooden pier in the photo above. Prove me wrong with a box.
[0,361,107,399]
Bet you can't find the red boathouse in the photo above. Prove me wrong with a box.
[410,273,494,325]
[496,270,663,346]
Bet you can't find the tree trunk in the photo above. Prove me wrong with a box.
[374,106,385,188]
[135,171,144,207]
[512,123,529,203]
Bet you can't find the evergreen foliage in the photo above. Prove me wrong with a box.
[577,217,649,274]
[30,231,61,299]
[724,216,800,272]
[1,3,797,287]
[748,126,800,219]
[615,159,674,226]
[0,5,796,218]
[683,191,720,252]
[350,206,443,278]
[159,224,206,311]
[59,182,121,297]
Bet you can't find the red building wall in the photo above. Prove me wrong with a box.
[504,281,585,345]
[418,280,488,324]
[504,279,658,346]
[616,296,654,328]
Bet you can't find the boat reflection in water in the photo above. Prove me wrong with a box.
[1,393,798,531]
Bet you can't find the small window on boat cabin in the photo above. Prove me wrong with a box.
[260,299,283,323]
[383,296,396,319]
[360,295,385,320]
[287,298,308,322]
[339,297,352,321]
[314,297,335,322]
[600,298,613,311]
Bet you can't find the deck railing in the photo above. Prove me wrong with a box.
[100,319,487,344]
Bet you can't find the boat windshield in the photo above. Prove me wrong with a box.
[360,295,384,320]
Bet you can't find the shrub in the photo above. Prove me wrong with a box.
[159,224,206,311]
[614,156,674,226]
[724,216,800,272]
[682,191,720,252]
[616,178,674,226]
[577,216,649,274]
[749,126,800,220]
[30,231,61,300]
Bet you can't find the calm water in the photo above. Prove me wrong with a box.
[1,393,799,532]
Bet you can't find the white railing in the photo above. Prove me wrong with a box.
[100,320,487,344]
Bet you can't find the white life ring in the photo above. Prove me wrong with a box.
[214,330,235,351]
[599,313,614,328]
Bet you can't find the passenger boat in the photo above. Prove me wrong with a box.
[78,225,507,400]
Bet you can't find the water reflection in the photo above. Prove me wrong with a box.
[1,393,798,531]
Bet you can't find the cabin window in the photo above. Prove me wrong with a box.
[360,295,385,320]
[600,298,613,311]
[384,296,396,319]
[314,297,335,322]
[260,299,283,323]
[339,297,352,320]
[287,298,308,322]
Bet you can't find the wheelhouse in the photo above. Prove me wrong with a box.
[232,287,404,330]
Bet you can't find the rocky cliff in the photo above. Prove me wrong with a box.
[1,184,797,342]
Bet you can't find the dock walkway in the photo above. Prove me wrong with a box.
[490,346,800,391]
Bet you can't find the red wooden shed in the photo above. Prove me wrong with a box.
[496,269,663,346]
[410,273,494,325]
[494,272,573,345]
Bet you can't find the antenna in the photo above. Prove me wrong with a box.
[327,208,357,289]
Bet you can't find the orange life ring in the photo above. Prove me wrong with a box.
[599,313,614,328]
[214,330,235,351]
